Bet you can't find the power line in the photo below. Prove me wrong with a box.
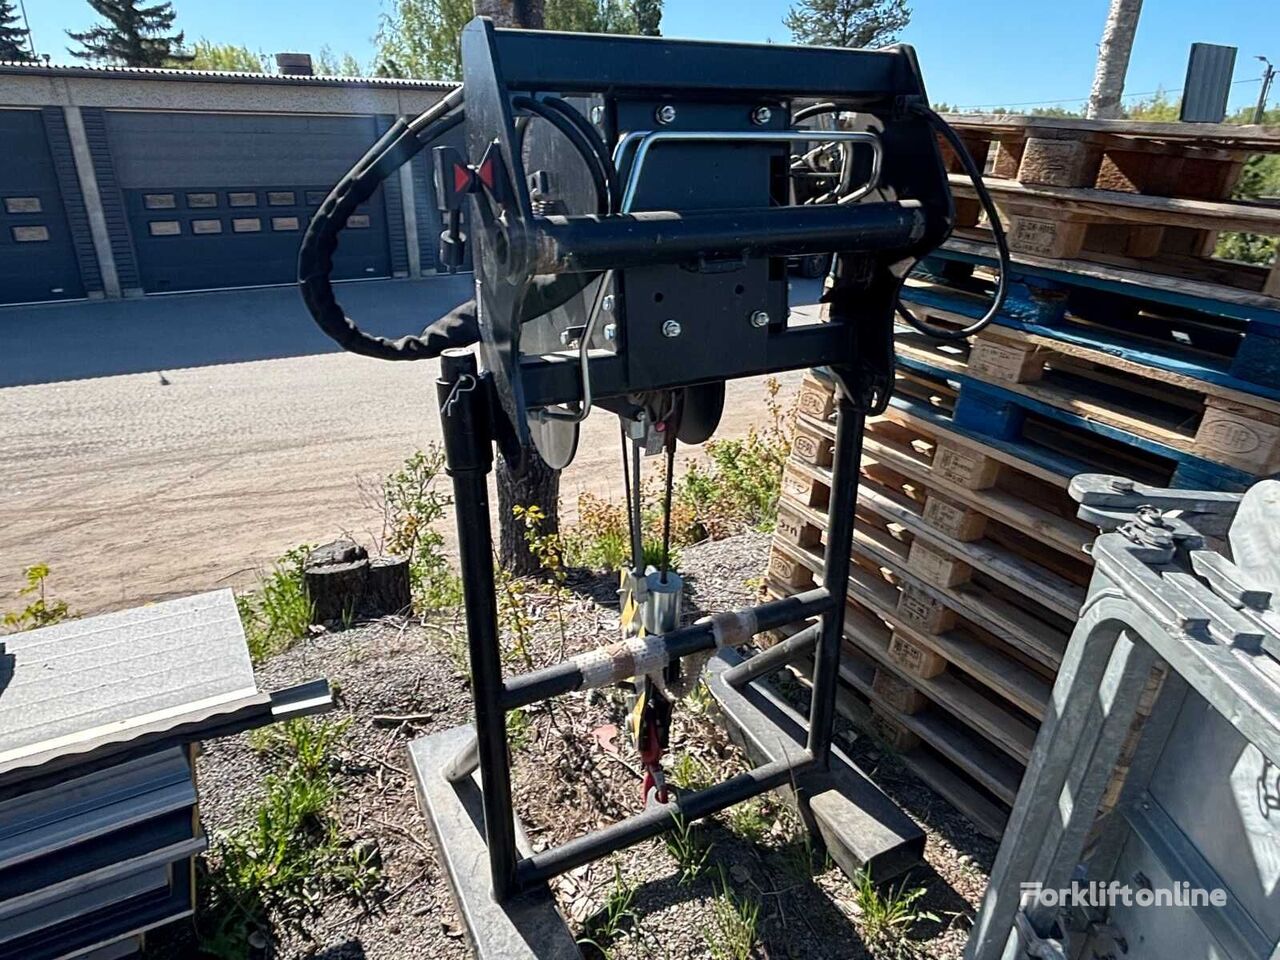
[952,76,1262,111]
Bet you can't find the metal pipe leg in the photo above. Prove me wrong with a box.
[437,349,518,902]
[808,392,865,766]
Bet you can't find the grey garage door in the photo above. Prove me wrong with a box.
[104,111,392,293]
[0,110,86,305]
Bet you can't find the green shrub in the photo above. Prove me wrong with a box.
[3,563,71,632]
[378,447,462,613]
[235,546,313,663]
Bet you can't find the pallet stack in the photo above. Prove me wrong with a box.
[766,115,1280,838]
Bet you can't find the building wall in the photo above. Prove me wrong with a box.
[0,68,455,305]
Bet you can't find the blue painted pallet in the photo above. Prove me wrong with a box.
[921,241,1280,389]
[893,354,1258,493]
[900,280,1280,406]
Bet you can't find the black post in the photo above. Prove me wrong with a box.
[807,391,865,766]
[436,348,518,901]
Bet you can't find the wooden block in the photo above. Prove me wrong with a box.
[1017,137,1100,187]
[907,540,973,589]
[1265,260,1280,300]
[871,669,929,715]
[1004,214,1087,259]
[1095,150,1163,194]
[991,139,1024,179]
[868,707,921,751]
[791,429,833,468]
[798,374,835,421]
[953,196,983,229]
[888,631,947,679]
[782,463,830,509]
[967,334,1044,384]
[775,507,821,549]
[767,549,815,589]
[896,583,958,634]
[934,441,1001,491]
[1193,398,1280,475]
[922,494,988,542]
[1124,225,1165,258]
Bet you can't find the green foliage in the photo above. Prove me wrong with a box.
[200,714,377,959]
[66,0,192,66]
[375,0,474,81]
[849,869,938,956]
[1123,88,1181,122]
[725,796,773,844]
[630,0,662,36]
[185,39,270,72]
[315,44,363,76]
[505,706,533,751]
[0,0,33,60]
[379,447,461,613]
[1217,151,1280,267]
[235,546,313,664]
[563,490,680,572]
[545,0,636,33]
[784,0,910,48]
[664,812,712,885]
[667,752,711,792]
[676,377,794,539]
[707,867,761,960]
[3,564,72,632]
[577,862,637,956]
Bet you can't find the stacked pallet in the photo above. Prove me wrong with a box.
[766,116,1280,838]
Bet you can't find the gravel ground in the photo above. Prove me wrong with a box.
[146,533,995,960]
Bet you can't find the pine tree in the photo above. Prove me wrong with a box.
[784,0,910,48]
[66,0,194,67]
[631,0,661,36]
[0,0,33,60]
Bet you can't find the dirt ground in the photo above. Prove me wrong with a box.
[145,533,995,960]
[0,351,800,616]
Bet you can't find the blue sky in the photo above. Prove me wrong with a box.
[23,0,1279,114]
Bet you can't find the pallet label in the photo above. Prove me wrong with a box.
[871,669,929,714]
[934,443,1000,490]
[775,509,821,549]
[798,377,835,420]
[768,550,814,588]
[868,708,921,751]
[782,465,829,509]
[791,431,833,467]
[1019,138,1099,188]
[922,494,988,541]
[896,584,958,634]
[968,337,1043,384]
[907,540,973,588]
[1006,214,1086,259]
[889,632,948,679]
[1194,402,1280,474]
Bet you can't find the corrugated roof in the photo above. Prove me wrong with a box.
[0,60,454,90]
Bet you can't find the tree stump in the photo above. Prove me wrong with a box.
[366,555,412,616]
[304,540,369,624]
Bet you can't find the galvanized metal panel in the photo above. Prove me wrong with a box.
[1,863,168,944]
[0,108,87,304]
[0,590,256,774]
[1182,43,1238,123]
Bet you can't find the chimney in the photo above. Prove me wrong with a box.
[275,53,314,76]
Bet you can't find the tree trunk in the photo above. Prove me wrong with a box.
[475,0,561,578]
[1087,0,1144,120]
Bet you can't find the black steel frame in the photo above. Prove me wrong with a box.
[437,349,867,902]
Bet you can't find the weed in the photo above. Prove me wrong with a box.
[3,563,71,632]
[199,711,376,959]
[578,862,637,958]
[506,706,533,751]
[667,752,711,793]
[564,490,683,572]
[725,797,773,845]
[849,869,938,956]
[235,546,313,663]
[664,812,712,885]
[706,866,761,960]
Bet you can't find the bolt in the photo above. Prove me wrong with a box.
[1110,477,1135,493]
[655,104,677,125]
[751,105,773,126]
[590,104,605,125]
[662,319,682,338]
[603,322,618,342]
[602,294,615,313]
[750,310,770,328]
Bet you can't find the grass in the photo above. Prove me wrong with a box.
[667,752,712,793]
[707,867,761,960]
[577,862,638,958]
[234,545,313,663]
[664,812,712,886]
[506,706,533,751]
[849,869,938,957]
[199,714,378,959]
[724,797,773,845]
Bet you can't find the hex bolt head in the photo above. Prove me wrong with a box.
[655,104,677,125]
[662,319,682,338]
[751,106,773,126]
[602,294,616,313]
[750,310,770,328]
[603,322,618,342]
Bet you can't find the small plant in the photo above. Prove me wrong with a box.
[725,797,773,845]
[3,563,71,632]
[248,716,351,779]
[563,489,684,573]
[849,869,938,956]
[668,752,711,793]
[235,545,313,663]
[577,862,638,958]
[664,812,712,886]
[375,447,462,613]
[506,706,533,751]
[707,866,761,960]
